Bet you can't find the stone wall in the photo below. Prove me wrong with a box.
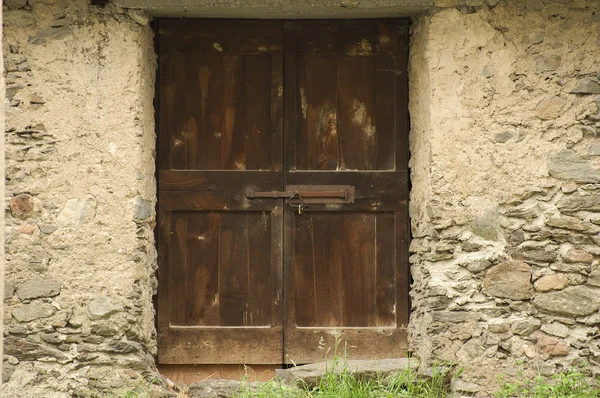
[408,0,600,394]
[3,0,157,396]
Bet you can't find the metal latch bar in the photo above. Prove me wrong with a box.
[246,185,355,204]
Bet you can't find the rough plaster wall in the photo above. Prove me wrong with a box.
[0,2,4,386]
[3,1,157,396]
[409,0,600,394]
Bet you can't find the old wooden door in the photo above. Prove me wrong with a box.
[282,20,409,363]
[157,19,409,365]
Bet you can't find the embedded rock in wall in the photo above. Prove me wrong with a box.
[534,274,569,292]
[57,195,97,226]
[535,96,565,120]
[87,296,122,320]
[15,277,61,300]
[536,336,569,357]
[548,150,600,183]
[533,286,599,317]
[557,192,600,213]
[589,271,600,288]
[12,303,54,322]
[482,261,532,300]
[10,193,34,219]
[572,77,600,95]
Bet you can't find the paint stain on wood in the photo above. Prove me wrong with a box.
[350,98,376,141]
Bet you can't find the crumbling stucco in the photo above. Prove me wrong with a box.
[3,0,157,396]
[408,0,600,394]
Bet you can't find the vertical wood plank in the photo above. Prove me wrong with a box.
[185,212,220,326]
[270,207,284,331]
[337,57,377,171]
[293,214,316,327]
[284,23,298,172]
[219,213,249,326]
[244,56,271,170]
[375,57,396,170]
[187,55,223,169]
[294,56,309,170]
[271,55,284,171]
[304,57,339,170]
[185,56,201,169]
[375,213,396,327]
[170,212,187,325]
[221,55,246,170]
[170,54,188,170]
[341,214,377,327]
[395,50,409,171]
[247,212,272,326]
[312,214,343,326]
[158,53,173,170]
[157,211,172,329]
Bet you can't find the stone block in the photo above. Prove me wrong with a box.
[87,296,121,320]
[431,311,480,323]
[511,318,541,336]
[535,96,565,119]
[5,280,15,300]
[57,195,97,226]
[540,322,569,338]
[12,303,54,322]
[563,249,593,264]
[534,274,569,292]
[275,358,419,388]
[546,215,593,232]
[558,192,600,213]
[533,286,599,317]
[589,270,600,287]
[548,150,600,183]
[134,197,152,220]
[483,261,532,300]
[16,277,61,300]
[4,336,67,362]
[536,335,569,356]
[572,77,600,95]
[471,209,499,240]
[10,194,34,219]
[5,0,27,8]
[29,26,72,45]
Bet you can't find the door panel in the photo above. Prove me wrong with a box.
[293,212,397,328]
[283,20,409,364]
[157,20,284,364]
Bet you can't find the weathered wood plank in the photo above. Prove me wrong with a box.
[376,213,396,326]
[219,213,250,326]
[185,212,220,326]
[341,213,377,327]
[337,56,377,170]
[244,56,272,170]
[311,214,343,326]
[247,212,273,326]
[159,19,284,55]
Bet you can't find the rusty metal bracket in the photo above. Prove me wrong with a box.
[246,185,355,204]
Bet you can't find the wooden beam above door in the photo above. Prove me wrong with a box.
[112,0,432,18]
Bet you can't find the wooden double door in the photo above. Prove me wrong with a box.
[157,19,410,365]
